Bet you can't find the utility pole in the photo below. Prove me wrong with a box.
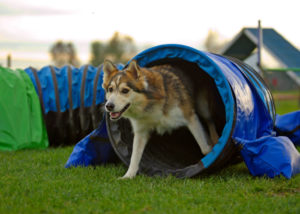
[257,20,263,77]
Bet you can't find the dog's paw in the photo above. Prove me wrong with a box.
[201,145,213,155]
[118,175,134,180]
[118,172,136,180]
[118,176,132,180]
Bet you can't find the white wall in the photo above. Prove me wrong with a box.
[244,48,284,72]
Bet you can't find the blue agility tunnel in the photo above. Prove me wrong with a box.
[65,44,300,178]
[24,64,121,146]
[104,44,300,178]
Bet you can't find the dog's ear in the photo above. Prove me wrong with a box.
[103,59,118,80]
[103,59,118,76]
[126,60,141,79]
[102,59,118,89]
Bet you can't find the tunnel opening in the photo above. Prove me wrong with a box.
[107,58,227,177]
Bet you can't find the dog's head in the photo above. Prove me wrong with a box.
[102,59,148,121]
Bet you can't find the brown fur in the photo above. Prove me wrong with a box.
[103,62,195,120]
[148,65,195,119]
[103,60,214,178]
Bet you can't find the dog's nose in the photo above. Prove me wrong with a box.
[106,102,115,111]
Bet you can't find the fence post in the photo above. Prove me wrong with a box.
[7,54,11,68]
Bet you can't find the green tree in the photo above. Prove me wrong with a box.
[49,41,80,67]
[204,29,226,53]
[89,32,137,66]
[90,41,105,67]
[105,32,124,61]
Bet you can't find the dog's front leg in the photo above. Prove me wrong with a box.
[121,131,149,179]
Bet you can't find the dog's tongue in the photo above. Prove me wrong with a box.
[110,112,121,119]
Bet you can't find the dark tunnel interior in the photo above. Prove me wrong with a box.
[108,59,227,176]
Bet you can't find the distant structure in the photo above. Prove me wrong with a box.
[7,54,11,68]
[50,41,80,68]
[221,28,300,90]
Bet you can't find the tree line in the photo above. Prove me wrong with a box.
[49,30,226,67]
[49,32,137,68]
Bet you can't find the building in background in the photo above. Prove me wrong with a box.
[221,28,300,90]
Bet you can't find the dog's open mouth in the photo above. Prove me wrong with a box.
[109,103,130,120]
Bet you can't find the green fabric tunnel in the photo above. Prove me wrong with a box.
[0,67,48,151]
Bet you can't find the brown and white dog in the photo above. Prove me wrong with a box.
[102,60,215,179]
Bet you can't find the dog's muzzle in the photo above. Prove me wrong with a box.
[105,102,115,112]
[108,103,130,120]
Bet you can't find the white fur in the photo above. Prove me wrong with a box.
[129,105,187,134]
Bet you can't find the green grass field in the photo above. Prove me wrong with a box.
[275,99,299,115]
[0,100,299,214]
[273,90,299,115]
[1,147,300,214]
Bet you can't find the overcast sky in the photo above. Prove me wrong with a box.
[1,0,300,65]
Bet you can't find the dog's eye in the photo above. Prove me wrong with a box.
[108,87,113,93]
[121,88,129,94]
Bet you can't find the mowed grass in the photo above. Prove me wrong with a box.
[1,104,300,214]
[272,90,299,115]
[1,147,300,214]
[275,99,299,115]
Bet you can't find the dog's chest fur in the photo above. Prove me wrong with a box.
[125,64,195,134]
[129,104,188,135]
